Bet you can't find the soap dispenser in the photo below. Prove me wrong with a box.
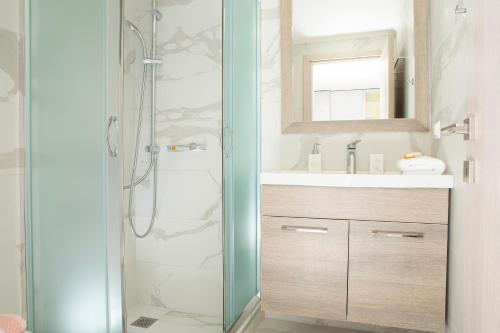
[308,143,322,173]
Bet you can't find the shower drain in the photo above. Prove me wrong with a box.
[131,316,158,329]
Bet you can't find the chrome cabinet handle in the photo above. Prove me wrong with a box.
[371,230,424,239]
[281,225,328,234]
[107,116,119,157]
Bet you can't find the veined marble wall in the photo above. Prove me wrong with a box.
[0,0,25,317]
[261,0,432,172]
[123,0,223,324]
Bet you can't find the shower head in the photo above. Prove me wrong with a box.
[126,20,140,34]
[125,20,148,59]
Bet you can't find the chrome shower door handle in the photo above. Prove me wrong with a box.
[107,116,119,157]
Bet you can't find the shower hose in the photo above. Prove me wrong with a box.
[124,61,159,239]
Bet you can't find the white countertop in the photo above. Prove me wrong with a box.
[261,171,454,189]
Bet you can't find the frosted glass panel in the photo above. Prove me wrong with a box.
[27,0,122,332]
[223,0,260,328]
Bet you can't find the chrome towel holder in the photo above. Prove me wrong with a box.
[433,115,476,140]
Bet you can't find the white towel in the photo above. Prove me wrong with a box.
[397,156,446,175]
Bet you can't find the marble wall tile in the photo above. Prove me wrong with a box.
[132,169,221,220]
[260,0,432,172]
[0,27,20,104]
[0,0,23,171]
[0,0,24,317]
[123,0,223,322]
[136,217,222,270]
[0,173,23,315]
[135,261,223,318]
[0,102,23,169]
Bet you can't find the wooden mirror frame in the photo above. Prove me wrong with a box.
[281,0,430,134]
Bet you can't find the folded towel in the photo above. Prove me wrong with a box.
[0,315,27,333]
[397,156,446,175]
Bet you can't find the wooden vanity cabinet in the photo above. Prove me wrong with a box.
[348,221,448,332]
[261,216,348,321]
[261,185,449,333]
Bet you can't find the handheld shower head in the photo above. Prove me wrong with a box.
[125,20,148,59]
[126,20,140,33]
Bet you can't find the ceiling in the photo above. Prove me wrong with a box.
[312,58,383,91]
[293,0,410,42]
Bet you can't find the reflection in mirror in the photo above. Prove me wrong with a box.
[311,57,387,121]
[281,0,430,133]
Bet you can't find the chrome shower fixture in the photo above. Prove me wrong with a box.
[126,20,139,33]
[124,1,162,239]
[125,20,162,66]
[153,9,162,20]
[125,20,147,59]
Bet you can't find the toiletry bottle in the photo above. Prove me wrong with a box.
[308,143,322,173]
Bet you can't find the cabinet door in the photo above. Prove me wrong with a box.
[348,221,448,332]
[261,216,348,320]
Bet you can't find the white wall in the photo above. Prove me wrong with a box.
[261,0,431,173]
[292,0,408,42]
[0,0,24,317]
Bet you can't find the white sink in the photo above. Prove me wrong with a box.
[260,171,454,189]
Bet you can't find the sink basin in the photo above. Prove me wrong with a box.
[260,171,454,189]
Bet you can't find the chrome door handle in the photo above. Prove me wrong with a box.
[107,116,119,157]
[281,225,328,234]
[371,230,424,239]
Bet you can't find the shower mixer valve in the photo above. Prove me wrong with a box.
[145,145,161,154]
[167,143,207,152]
[143,58,162,65]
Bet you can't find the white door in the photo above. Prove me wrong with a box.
[432,1,500,332]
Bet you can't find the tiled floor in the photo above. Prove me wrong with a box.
[127,305,223,333]
[246,314,421,333]
[248,317,369,333]
[126,306,404,333]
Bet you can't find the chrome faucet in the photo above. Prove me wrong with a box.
[347,140,361,174]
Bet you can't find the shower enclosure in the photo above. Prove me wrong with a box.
[24,0,260,332]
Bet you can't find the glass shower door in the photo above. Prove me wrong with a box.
[25,0,123,332]
[223,0,260,329]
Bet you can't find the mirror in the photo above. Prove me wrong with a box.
[281,0,429,133]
